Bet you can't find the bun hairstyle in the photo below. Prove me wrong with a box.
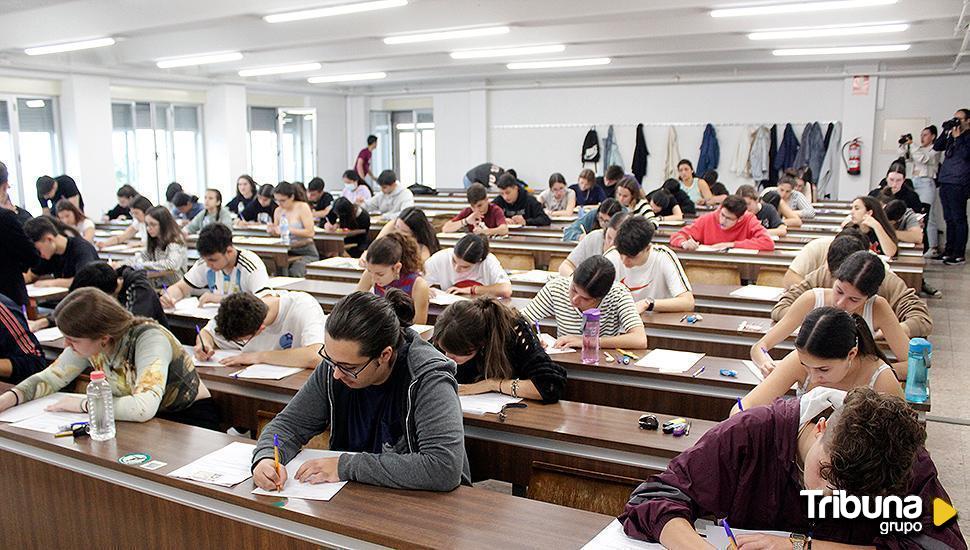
[434,296,518,380]
[327,290,414,357]
[573,255,616,299]
[796,306,887,364]
[367,232,421,275]
[274,181,307,202]
[453,233,489,264]
[834,250,885,297]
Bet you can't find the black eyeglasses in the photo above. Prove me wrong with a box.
[318,345,375,380]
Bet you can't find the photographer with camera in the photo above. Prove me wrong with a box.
[933,109,970,265]
[898,127,942,257]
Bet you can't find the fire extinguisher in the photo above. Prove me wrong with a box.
[841,138,862,175]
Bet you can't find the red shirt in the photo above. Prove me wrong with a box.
[356,147,372,176]
[669,208,775,251]
[451,204,507,229]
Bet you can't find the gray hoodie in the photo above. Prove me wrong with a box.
[252,328,471,491]
[362,183,415,221]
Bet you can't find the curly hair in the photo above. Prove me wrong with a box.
[820,388,925,496]
[215,292,269,341]
[367,232,421,275]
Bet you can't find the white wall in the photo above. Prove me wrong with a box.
[203,84,249,197]
[59,75,115,217]
[308,94,348,190]
[433,90,487,188]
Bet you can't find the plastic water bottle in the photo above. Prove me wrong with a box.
[87,371,116,441]
[279,214,291,246]
[581,308,601,364]
[905,338,931,404]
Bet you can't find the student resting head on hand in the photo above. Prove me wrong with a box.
[434,296,566,403]
[251,289,471,492]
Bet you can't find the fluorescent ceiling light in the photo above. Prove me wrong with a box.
[772,43,910,55]
[450,44,566,59]
[308,71,387,83]
[384,26,509,45]
[156,51,243,68]
[396,122,435,130]
[711,0,897,18]
[749,22,908,40]
[238,62,322,77]
[264,0,407,23]
[24,100,46,108]
[507,57,611,70]
[24,37,115,56]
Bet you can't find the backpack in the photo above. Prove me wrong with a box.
[408,183,437,195]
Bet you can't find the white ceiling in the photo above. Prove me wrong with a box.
[0,0,966,93]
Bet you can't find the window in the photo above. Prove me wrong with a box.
[0,96,62,214]
[112,101,204,203]
[248,106,316,185]
[372,109,434,188]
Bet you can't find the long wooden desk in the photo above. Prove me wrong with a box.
[0,387,612,549]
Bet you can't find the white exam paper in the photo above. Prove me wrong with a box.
[26,285,70,298]
[169,441,256,487]
[252,449,348,501]
[459,392,522,415]
[581,519,663,549]
[10,410,88,434]
[704,524,789,550]
[230,364,303,380]
[636,349,705,373]
[33,326,64,343]
[0,393,86,423]
[729,285,784,301]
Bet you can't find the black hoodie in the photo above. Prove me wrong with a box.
[493,188,551,226]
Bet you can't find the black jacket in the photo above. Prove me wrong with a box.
[116,266,170,329]
[0,293,46,383]
[493,190,551,226]
[871,179,924,212]
[455,317,566,403]
[934,130,970,187]
[105,204,131,220]
[632,123,649,183]
[0,208,39,306]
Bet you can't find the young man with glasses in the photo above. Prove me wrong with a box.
[194,290,325,369]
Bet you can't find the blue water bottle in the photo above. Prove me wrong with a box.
[904,338,931,404]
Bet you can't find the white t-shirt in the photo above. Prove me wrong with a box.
[75,218,95,235]
[205,290,326,352]
[605,245,692,302]
[423,248,510,290]
[566,229,607,268]
[538,187,576,212]
[183,248,269,295]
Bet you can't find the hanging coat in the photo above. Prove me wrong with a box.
[732,126,755,177]
[632,123,649,183]
[818,122,842,199]
[664,126,681,180]
[822,122,835,152]
[582,128,600,166]
[603,125,623,170]
[766,124,779,187]
[774,123,800,174]
[748,126,770,181]
[793,122,826,182]
[696,123,720,176]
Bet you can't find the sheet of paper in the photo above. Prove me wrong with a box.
[100,243,137,252]
[10,410,88,434]
[27,285,70,298]
[509,270,553,284]
[310,256,361,269]
[170,297,219,319]
[770,234,780,241]
[776,249,799,257]
[459,392,522,415]
[410,324,434,335]
[235,236,283,245]
[267,276,305,287]
[231,364,303,380]
[33,326,64,343]
[181,346,239,367]
[727,247,760,255]
[0,393,86,423]
[252,449,349,501]
[550,215,577,222]
[436,232,467,239]
[741,360,766,382]
[694,244,724,252]
[430,291,469,306]
[636,349,705,373]
[168,441,256,487]
[729,285,784,301]
[538,332,574,355]
[581,519,664,549]
[703,524,789,550]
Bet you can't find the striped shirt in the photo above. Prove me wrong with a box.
[519,276,643,337]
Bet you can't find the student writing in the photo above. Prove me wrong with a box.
[357,233,430,325]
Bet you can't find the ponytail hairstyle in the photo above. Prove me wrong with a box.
[397,206,440,254]
[54,287,153,342]
[367,232,421,275]
[434,296,518,380]
[327,289,414,357]
[145,205,184,252]
[855,196,898,244]
[342,169,372,193]
[165,182,183,203]
[593,198,623,230]
[548,172,567,188]
[274,181,307,203]
[24,214,79,242]
[453,233,489,264]
[205,188,225,222]
[833,250,885,297]
[572,255,616,300]
[795,306,889,365]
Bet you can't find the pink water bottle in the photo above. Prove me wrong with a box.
[581,308,601,364]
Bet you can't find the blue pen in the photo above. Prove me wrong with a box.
[195,324,208,354]
[720,518,739,550]
[736,397,744,411]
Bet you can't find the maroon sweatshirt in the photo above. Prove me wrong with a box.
[619,397,966,549]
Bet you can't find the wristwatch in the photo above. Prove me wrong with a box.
[790,533,810,550]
